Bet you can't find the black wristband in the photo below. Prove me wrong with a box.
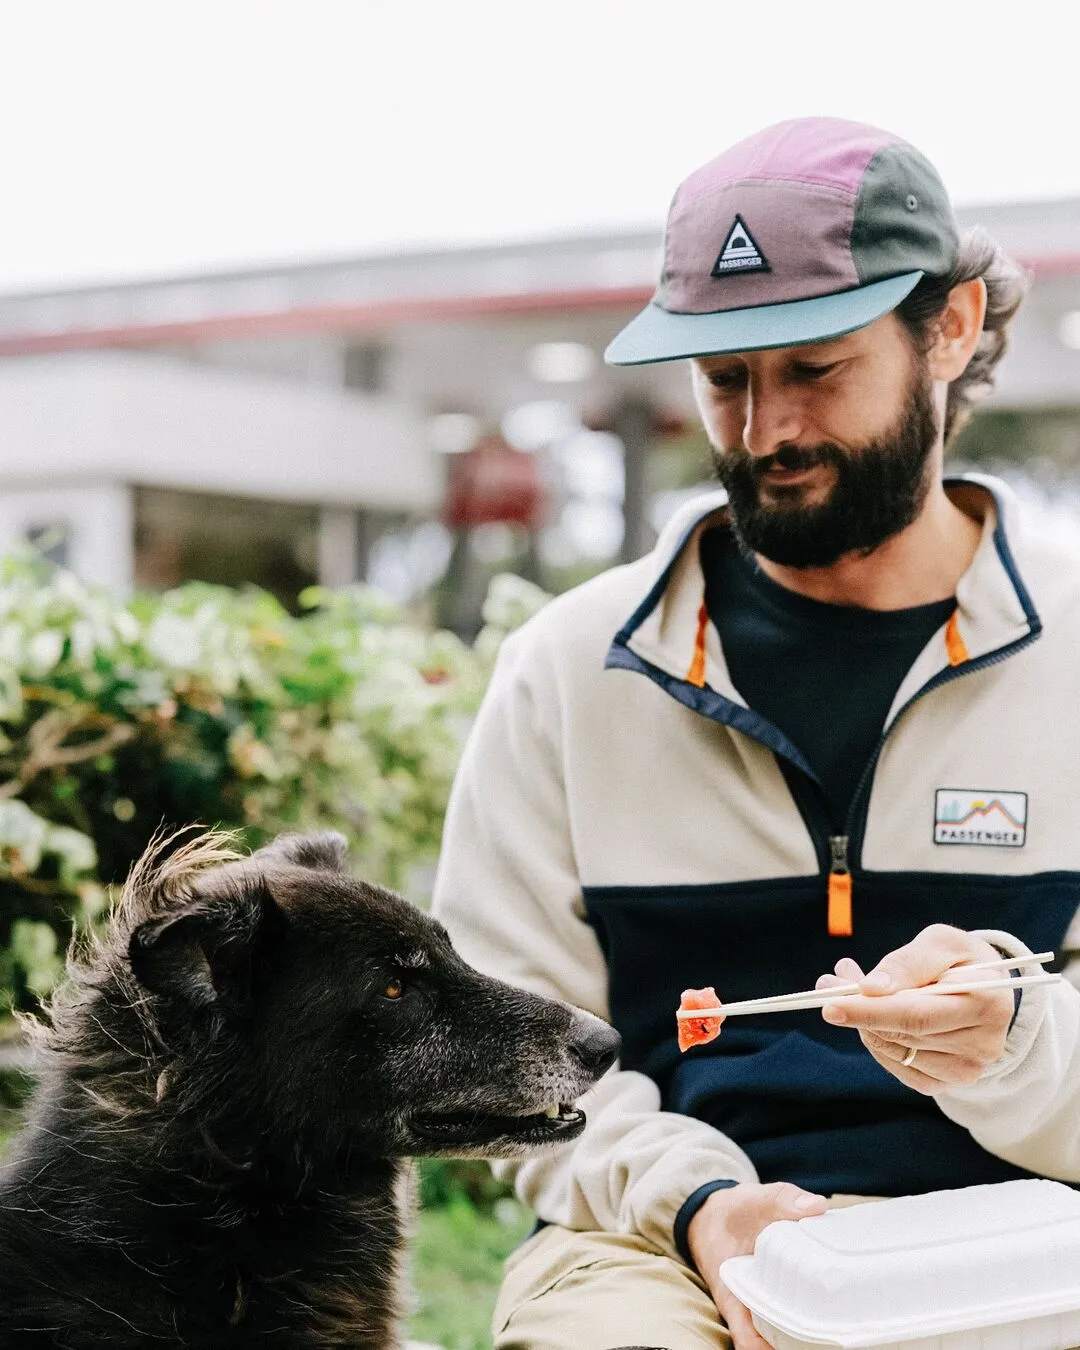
[673,1178,740,1267]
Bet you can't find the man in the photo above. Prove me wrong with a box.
[432,118,1080,1350]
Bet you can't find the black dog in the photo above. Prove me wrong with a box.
[0,830,619,1348]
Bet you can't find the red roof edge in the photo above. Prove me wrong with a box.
[1,252,1078,357]
[0,285,654,357]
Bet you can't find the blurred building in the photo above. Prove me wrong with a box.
[0,353,433,597]
[1,199,1078,618]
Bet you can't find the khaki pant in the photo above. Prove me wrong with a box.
[493,1224,730,1349]
[492,1195,883,1350]
[493,1197,1080,1350]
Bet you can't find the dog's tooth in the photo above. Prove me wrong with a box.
[543,1105,560,1118]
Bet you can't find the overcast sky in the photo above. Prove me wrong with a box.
[3,0,1078,294]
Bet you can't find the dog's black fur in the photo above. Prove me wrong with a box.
[0,830,619,1348]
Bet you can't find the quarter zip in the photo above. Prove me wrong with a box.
[679,623,1044,939]
[827,834,852,936]
[606,475,1043,938]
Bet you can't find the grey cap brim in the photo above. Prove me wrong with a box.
[604,271,924,366]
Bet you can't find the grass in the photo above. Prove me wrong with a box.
[407,1194,532,1350]
[0,1091,524,1350]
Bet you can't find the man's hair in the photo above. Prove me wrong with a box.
[894,227,1030,446]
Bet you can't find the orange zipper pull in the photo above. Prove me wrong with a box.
[828,835,853,936]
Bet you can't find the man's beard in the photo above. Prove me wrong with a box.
[711,362,939,569]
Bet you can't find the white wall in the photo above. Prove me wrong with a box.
[0,352,438,511]
[0,482,134,591]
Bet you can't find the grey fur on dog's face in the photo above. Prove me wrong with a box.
[128,832,619,1164]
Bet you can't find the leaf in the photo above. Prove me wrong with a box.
[26,630,65,678]
[0,800,49,874]
[10,920,61,999]
[480,573,552,632]
[146,614,202,670]
[47,825,98,883]
[0,667,21,721]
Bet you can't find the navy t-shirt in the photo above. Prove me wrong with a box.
[701,528,957,824]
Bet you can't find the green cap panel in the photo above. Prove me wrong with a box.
[851,143,960,285]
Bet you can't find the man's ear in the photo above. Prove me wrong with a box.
[252,831,348,872]
[927,276,988,382]
[128,879,273,1015]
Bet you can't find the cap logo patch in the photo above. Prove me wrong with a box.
[711,215,770,276]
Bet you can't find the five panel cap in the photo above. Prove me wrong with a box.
[605,117,960,366]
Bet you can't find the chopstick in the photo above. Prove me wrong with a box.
[676,953,1060,1020]
[722,951,1054,1008]
[707,973,1061,1017]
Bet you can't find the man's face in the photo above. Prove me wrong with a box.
[690,312,940,569]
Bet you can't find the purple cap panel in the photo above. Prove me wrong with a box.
[676,117,902,200]
[660,181,861,314]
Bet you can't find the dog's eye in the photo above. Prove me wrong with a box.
[382,978,405,1000]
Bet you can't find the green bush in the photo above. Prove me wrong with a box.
[0,552,550,1018]
[0,556,554,1345]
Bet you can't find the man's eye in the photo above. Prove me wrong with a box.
[794,363,837,380]
[708,370,745,390]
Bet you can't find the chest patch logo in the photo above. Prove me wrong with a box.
[934,789,1027,848]
[711,215,770,276]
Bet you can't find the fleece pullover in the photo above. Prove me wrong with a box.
[432,474,1080,1265]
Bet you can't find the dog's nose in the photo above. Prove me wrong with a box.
[569,1012,620,1077]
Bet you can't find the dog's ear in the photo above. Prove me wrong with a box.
[128,879,273,1015]
[252,831,348,872]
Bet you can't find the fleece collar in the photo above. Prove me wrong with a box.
[606,473,1040,706]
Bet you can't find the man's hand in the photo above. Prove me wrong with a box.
[686,1181,828,1349]
[815,924,1015,1094]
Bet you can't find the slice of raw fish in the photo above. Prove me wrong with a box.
[678,986,725,1051]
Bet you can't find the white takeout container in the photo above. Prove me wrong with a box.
[719,1179,1080,1350]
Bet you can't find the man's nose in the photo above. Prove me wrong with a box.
[742,386,804,459]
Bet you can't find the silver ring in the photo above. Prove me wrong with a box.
[900,1045,918,1068]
